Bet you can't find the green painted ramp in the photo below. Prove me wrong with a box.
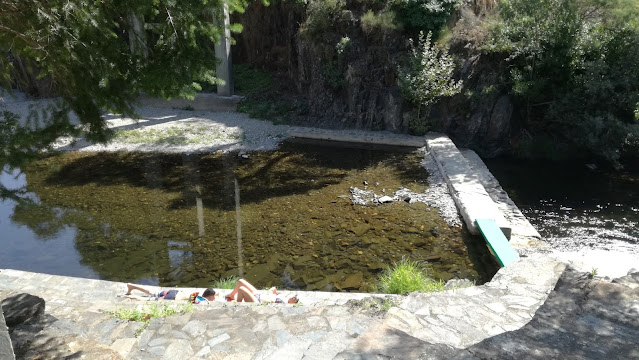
[476,218,520,267]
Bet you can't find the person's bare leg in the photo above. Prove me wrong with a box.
[126,283,154,296]
[237,286,258,302]
[225,281,242,300]
[237,279,258,294]
[226,278,257,300]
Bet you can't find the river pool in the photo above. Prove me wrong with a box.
[0,141,497,291]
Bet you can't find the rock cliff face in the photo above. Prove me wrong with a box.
[232,0,408,131]
[232,1,514,157]
[430,54,515,158]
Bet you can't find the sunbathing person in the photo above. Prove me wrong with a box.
[123,283,218,304]
[225,279,299,304]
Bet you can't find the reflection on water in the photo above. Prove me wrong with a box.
[1,141,496,291]
[484,159,639,253]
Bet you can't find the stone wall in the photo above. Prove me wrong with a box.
[0,311,15,360]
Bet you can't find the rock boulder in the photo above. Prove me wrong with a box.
[1,293,45,328]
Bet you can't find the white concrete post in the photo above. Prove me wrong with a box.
[127,13,148,58]
[214,2,233,96]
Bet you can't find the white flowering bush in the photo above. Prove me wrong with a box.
[398,31,462,134]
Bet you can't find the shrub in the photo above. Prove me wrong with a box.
[361,9,398,37]
[323,61,346,90]
[233,64,273,95]
[335,36,351,55]
[301,0,346,39]
[237,96,293,124]
[375,259,444,294]
[398,31,462,134]
[484,0,639,164]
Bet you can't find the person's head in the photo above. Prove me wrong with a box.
[287,296,299,304]
[202,288,216,300]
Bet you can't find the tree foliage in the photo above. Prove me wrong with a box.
[391,0,460,35]
[0,0,247,169]
[484,0,639,164]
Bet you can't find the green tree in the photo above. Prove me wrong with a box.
[398,31,462,134]
[0,0,246,170]
[484,0,639,164]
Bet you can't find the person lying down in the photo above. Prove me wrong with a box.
[120,278,298,304]
[120,284,217,304]
[225,279,299,304]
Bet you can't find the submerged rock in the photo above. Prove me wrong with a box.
[338,272,364,290]
[349,223,371,237]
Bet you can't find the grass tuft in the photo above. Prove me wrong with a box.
[109,302,194,336]
[212,276,240,289]
[375,259,444,294]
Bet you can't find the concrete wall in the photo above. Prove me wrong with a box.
[137,93,243,112]
[426,133,511,238]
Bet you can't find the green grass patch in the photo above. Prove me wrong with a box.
[109,302,194,336]
[374,259,444,294]
[212,276,240,289]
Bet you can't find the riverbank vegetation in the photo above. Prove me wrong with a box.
[482,0,639,165]
[233,0,639,167]
[1,0,638,172]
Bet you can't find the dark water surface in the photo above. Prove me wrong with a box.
[1,141,496,291]
[484,159,639,251]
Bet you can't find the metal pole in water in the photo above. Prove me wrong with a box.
[234,177,244,278]
[195,185,205,237]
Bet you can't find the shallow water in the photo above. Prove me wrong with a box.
[484,159,639,253]
[1,141,496,291]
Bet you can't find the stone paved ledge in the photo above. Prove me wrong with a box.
[0,254,568,359]
[452,268,639,359]
[460,149,546,252]
[425,133,510,237]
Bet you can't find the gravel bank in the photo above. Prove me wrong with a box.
[1,92,291,154]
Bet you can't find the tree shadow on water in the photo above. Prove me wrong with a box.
[38,140,427,211]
